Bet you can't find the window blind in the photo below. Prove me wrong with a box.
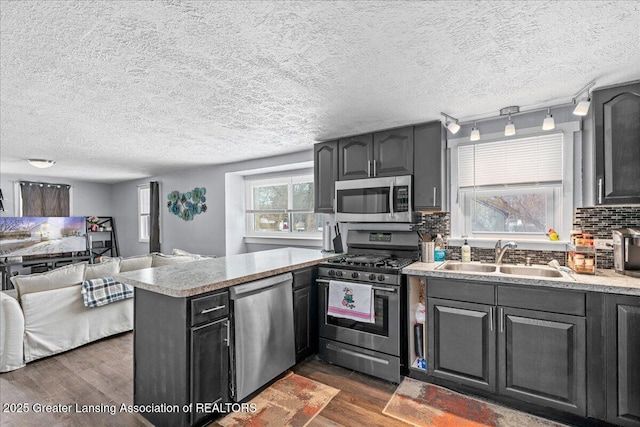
[458,133,563,188]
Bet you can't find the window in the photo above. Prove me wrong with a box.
[245,175,321,237]
[138,185,150,242]
[451,127,574,241]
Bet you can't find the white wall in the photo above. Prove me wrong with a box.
[111,150,314,257]
[0,174,114,217]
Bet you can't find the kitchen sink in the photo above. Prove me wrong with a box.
[499,265,564,278]
[438,262,498,273]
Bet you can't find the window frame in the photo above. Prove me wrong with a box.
[244,174,321,239]
[449,122,579,246]
[138,184,151,243]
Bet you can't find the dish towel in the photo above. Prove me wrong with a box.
[327,280,375,323]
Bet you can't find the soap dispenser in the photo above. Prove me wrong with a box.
[461,238,471,262]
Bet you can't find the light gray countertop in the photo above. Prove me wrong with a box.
[403,261,640,296]
[115,248,338,297]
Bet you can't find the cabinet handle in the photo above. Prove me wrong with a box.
[201,305,225,314]
[499,307,504,333]
[489,307,494,331]
[433,187,437,205]
[598,178,603,204]
[367,160,371,177]
[224,320,230,347]
[373,160,377,177]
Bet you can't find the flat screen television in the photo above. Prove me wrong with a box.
[0,216,87,258]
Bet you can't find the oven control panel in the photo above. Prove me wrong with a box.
[318,267,401,286]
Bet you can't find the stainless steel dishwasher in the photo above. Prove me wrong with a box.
[229,272,295,401]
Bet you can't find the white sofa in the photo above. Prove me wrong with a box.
[0,251,205,373]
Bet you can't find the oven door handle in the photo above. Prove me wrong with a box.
[317,279,396,293]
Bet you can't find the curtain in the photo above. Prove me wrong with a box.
[149,181,161,253]
[20,181,70,217]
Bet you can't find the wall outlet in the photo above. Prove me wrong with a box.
[594,239,614,250]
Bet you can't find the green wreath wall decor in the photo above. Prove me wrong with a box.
[167,187,207,221]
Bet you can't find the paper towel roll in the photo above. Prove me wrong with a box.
[323,222,332,251]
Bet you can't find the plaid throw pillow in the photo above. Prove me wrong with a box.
[81,276,133,308]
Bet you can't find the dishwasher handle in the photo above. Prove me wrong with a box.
[230,272,293,299]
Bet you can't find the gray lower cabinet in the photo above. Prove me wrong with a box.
[134,288,229,427]
[606,294,640,426]
[293,267,318,363]
[426,278,587,418]
[498,307,586,415]
[191,317,229,425]
[428,298,496,392]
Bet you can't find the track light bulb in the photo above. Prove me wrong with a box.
[504,116,516,136]
[573,99,591,116]
[447,121,461,134]
[542,109,555,130]
[470,123,480,141]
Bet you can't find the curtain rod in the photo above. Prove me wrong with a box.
[19,180,71,189]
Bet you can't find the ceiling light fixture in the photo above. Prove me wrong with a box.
[572,81,596,116]
[27,159,56,169]
[470,122,480,141]
[542,108,555,130]
[441,112,460,134]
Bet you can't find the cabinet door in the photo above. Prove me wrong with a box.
[191,318,229,425]
[373,127,414,177]
[606,295,640,427]
[294,286,312,362]
[594,82,640,205]
[428,298,496,392]
[339,134,373,180]
[498,307,586,416]
[413,122,443,210]
[314,141,338,213]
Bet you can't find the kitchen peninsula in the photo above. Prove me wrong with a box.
[115,248,337,427]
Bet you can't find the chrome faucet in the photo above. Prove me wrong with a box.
[495,240,518,264]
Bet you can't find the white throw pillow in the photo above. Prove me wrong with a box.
[119,254,153,272]
[11,263,86,301]
[152,253,197,267]
[84,259,121,280]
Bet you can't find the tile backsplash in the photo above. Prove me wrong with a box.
[414,206,640,270]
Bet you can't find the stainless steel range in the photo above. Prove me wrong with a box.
[317,230,419,383]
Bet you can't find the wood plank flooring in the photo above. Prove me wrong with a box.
[1,332,408,427]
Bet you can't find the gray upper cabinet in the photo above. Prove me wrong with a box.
[414,121,444,210]
[594,81,640,205]
[314,141,338,213]
[339,134,374,180]
[373,127,414,177]
[339,127,413,180]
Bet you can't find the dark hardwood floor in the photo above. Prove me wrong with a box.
[0,332,409,427]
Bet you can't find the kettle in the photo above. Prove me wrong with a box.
[612,228,640,278]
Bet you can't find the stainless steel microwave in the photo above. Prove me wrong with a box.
[334,175,412,222]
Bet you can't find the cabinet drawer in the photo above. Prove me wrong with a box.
[293,267,315,290]
[427,278,495,305]
[191,291,229,326]
[498,286,585,316]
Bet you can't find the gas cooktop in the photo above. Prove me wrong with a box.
[322,254,416,271]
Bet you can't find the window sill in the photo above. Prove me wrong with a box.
[244,235,322,247]
[447,238,569,251]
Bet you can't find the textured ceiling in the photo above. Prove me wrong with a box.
[1,1,639,183]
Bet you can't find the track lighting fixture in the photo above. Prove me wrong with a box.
[440,112,460,134]
[470,122,480,141]
[572,81,596,116]
[542,108,555,130]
